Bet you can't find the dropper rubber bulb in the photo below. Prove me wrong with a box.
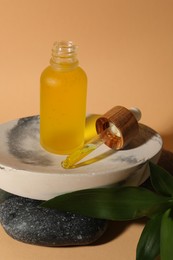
[61,106,141,169]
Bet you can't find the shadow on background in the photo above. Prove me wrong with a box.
[158,149,173,175]
[92,218,147,246]
[160,132,173,152]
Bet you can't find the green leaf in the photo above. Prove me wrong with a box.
[136,214,162,260]
[149,162,173,197]
[41,187,171,221]
[160,208,173,260]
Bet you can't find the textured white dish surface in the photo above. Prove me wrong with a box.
[0,116,162,200]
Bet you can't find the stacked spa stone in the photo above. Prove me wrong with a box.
[0,190,107,246]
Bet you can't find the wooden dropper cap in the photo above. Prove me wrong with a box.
[95,106,141,150]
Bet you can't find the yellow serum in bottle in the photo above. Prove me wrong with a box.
[40,41,87,155]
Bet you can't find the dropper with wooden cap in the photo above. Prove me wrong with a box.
[61,106,142,169]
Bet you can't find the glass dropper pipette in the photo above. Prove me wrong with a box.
[61,106,141,169]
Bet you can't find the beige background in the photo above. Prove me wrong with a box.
[0,0,172,259]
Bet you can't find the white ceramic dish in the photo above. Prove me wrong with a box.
[0,115,162,200]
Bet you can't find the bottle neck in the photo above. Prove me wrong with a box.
[50,41,79,71]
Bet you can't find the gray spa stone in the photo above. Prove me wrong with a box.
[0,196,108,246]
[0,189,13,204]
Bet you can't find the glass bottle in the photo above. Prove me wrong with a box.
[40,41,87,155]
